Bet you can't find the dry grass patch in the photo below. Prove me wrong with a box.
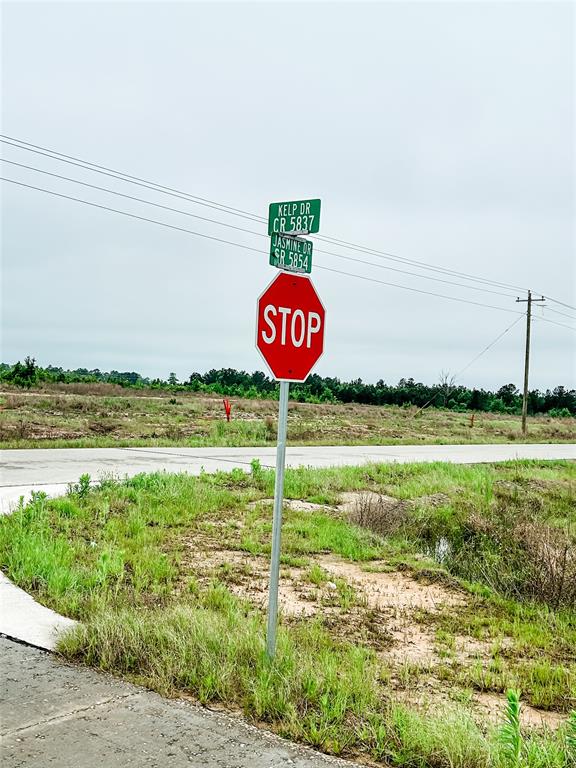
[1,386,575,448]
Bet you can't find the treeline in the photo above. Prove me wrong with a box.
[1,357,574,416]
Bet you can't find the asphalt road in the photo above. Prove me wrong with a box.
[1,444,575,512]
[0,638,354,768]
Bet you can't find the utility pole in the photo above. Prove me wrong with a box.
[516,290,545,434]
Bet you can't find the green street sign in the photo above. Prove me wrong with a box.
[268,199,321,236]
[269,233,313,274]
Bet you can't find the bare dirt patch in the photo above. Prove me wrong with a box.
[248,499,333,514]
[181,531,468,667]
[475,692,566,731]
[317,555,467,666]
[0,422,85,441]
[181,543,318,617]
[177,508,566,730]
[318,556,465,613]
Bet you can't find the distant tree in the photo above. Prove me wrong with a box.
[497,383,520,409]
[4,356,38,388]
[1,357,573,415]
[438,370,456,408]
[469,388,489,411]
[490,397,508,413]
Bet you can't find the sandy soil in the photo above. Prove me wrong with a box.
[178,491,567,731]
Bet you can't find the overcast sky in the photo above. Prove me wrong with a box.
[1,0,574,390]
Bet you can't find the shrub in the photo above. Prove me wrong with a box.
[440,496,575,609]
[549,408,572,418]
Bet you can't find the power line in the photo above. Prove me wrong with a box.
[314,247,513,298]
[314,263,525,315]
[413,313,525,414]
[312,233,524,293]
[454,315,525,378]
[541,306,576,323]
[0,158,516,301]
[0,176,266,255]
[0,159,266,240]
[6,133,573,304]
[1,175,529,316]
[0,134,532,296]
[532,316,576,332]
[545,295,576,312]
[316,264,573,331]
[0,134,264,223]
[3,173,575,333]
[0,138,263,225]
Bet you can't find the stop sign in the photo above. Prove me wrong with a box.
[256,272,325,382]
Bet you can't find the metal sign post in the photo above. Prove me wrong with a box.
[258,198,324,659]
[265,379,289,658]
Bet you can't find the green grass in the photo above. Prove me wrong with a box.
[1,460,575,766]
[306,563,329,586]
[59,590,573,767]
[238,505,382,561]
[0,472,259,618]
[431,597,576,712]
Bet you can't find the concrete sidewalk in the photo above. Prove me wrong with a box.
[0,572,77,650]
[0,638,356,768]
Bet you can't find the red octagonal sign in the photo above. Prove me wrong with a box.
[256,272,326,382]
